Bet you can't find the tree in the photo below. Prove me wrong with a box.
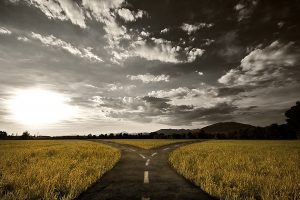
[21,131,30,140]
[285,101,300,136]
[0,131,8,139]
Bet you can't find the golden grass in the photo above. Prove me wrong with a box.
[169,140,300,200]
[106,139,192,149]
[0,140,120,200]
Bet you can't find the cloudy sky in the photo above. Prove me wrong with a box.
[0,0,299,135]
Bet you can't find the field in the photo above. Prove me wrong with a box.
[169,140,300,200]
[106,139,192,149]
[0,140,120,200]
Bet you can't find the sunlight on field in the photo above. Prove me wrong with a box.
[169,140,300,200]
[0,140,120,200]
[106,139,192,149]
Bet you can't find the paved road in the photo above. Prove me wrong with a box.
[76,141,215,200]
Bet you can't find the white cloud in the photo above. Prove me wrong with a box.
[186,48,205,62]
[203,39,215,46]
[148,87,191,99]
[148,86,226,109]
[82,47,103,62]
[118,8,146,22]
[160,28,169,34]
[107,83,136,92]
[141,31,150,37]
[111,36,205,64]
[277,21,285,28]
[0,27,12,35]
[234,0,258,21]
[218,41,299,87]
[127,73,170,83]
[17,36,30,42]
[134,40,181,63]
[82,0,133,61]
[29,0,86,28]
[196,71,204,76]
[31,32,103,62]
[118,8,135,21]
[181,23,213,35]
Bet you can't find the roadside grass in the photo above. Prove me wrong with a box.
[169,140,300,200]
[105,139,193,149]
[0,140,120,200]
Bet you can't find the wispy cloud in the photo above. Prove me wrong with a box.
[31,32,103,62]
[181,23,213,35]
[28,0,86,28]
[17,36,30,42]
[127,73,170,83]
[0,27,12,35]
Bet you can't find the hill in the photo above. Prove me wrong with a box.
[201,122,255,134]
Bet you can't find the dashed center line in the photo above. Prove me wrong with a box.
[144,171,149,184]
[145,159,150,166]
[129,148,136,152]
[151,152,157,157]
[141,197,150,200]
[139,154,146,159]
[163,147,170,151]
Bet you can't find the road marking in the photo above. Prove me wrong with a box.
[174,144,179,147]
[141,197,150,200]
[144,171,149,183]
[151,152,157,157]
[129,148,136,152]
[145,159,150,166]
[163,147,170,151]
[139,154,146,159]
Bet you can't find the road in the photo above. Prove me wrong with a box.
[76,141,215,200]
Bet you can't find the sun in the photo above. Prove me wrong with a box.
[7,88,78,126]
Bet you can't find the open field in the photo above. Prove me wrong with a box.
[0,140,120,200]
[105,139,193,149]
[169,140,300,200]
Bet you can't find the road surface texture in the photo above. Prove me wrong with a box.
[76,140,215,200]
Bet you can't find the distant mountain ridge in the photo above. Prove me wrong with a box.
[154,122,255,135]
[201,122,255,134]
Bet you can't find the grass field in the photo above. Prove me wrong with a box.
[106,139,192,149]
[169,140,300,200]
[0,140,120,200]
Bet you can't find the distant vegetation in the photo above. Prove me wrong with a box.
[170,140,300,200]
[0,140,120,200]
[1,101,299,140]
[106,139,192,149]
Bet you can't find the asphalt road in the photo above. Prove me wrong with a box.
[76,140,215,200]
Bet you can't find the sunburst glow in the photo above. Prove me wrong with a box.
[7,89,78,126]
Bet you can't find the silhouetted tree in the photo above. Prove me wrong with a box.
[21,131,30,140]
[0,131,8,139]
[285,101,300,137]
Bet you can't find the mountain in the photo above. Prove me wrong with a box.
[153,122,254,135]
[201,122,255,134]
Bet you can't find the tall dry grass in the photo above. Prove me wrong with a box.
[0,140,120,200]
[169,140,300,200]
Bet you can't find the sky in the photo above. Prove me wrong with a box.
[0,0,299,135]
